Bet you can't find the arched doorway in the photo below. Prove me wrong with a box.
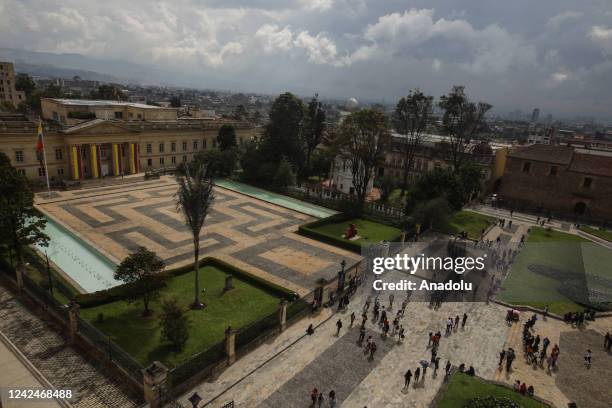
[574,202,587,216]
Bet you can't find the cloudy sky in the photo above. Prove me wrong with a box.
[1,0,612,119]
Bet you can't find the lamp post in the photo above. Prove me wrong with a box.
[338,259,347,292]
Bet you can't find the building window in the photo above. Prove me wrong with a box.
[52,112,59,122]
[38,167,46,177]
[55,148,63,161]
[193,140,198,150]
[137,113,142,119]
[159,143,165,153]
[182,142,187,151]
[182,155,187,163]
[114,111,123,119]
[203,139,207,149]
[58,168,64,175]
[549,166,557,176]
[212,139,217,148]
[583,177,593,189]
[18,169,26,176]
[146,143,152,154]
[171,156,176,164]
[100,146,108,158]
[147,158,152,167]
[15,150,24,162]
[159,157,165,165]
[522,162,531,173]
[171,142,176,152]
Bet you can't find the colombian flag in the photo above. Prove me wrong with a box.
[36,120,45,162]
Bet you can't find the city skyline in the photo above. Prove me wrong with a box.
[1,1,612,120]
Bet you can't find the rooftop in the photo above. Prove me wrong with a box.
[43,98,174,110]
[507,144,574,165]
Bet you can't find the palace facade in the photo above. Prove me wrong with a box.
[0,113,259,183]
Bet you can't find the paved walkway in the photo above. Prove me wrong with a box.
[0,285,140,408]
[179,234,510,408]
[0,338,61,408]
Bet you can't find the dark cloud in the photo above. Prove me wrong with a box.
[0,0,611,119]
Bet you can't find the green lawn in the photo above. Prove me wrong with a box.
[580,225,612,242]
[436,373,550,408]
[499,227,612,315]
[80,266,281,367]
[309,218,402,245]
[444,210,496,240]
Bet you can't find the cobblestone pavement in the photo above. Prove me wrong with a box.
[495,311,612,408]
[0,286,140,408]
[36,179,360,295]
[180,234,511,408]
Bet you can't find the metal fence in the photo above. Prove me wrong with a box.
[77,317,145,384]
[22,273,70,321]
[168,340,226,388]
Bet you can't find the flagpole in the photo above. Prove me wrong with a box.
[39,118,51,197]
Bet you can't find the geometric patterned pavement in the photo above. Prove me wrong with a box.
[37,180,361,295]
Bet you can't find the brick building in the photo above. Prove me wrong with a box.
[499,144,612,222]
[0,61,26,108]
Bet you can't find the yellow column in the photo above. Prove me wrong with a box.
[71,145,80,180]
[112,143,120,176]
[90,144,99,178]
[129,143,136,174]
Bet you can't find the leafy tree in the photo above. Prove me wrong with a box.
[169,96,181,108]
[273,158,296,193]
[411,196,452,230]
[159,298,189,351]
[260,92,305,175]
[192,149,237,177]
[175,165,215,309]
[251,110,263,125]
[90,84,127,101]
[114,246,165,316]
[217,124,237,151]
[0,153,49,264]
[303,94,326,180]
[439,86,492,169]
[378,174,396,203]
[309,148,332,183]
[15,74,36,96]
[332,109,391,211]
[393,89,433,195]
[239,139,263,182]
[407,164,482,211]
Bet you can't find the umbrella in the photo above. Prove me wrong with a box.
[419,360,430,368]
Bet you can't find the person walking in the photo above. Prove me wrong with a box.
[311,388,319,406]
[358,325,366,343]
[454,315,460,330]
[317,393,324,407]
[414,367,421,383]
[336,319,343,336]
[462,313,468,328]
[404,369,413,388]
[498,349,506,367]
[328,390,336,408]
[369,342,377,360]
[350,312,355,327]
[445,360,451,377]
[584,349,592,368]
[433,357,440,375]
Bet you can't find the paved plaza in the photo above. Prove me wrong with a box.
[36,178,360,295]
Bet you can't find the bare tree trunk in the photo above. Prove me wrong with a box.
[192,237,201,308]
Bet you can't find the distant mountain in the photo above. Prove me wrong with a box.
[0,48,169,86]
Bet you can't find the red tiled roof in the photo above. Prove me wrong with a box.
[507,144,574,165]
[569,153,612,177]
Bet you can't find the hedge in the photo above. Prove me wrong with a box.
[76,256,298,308]
[298,214,409,254]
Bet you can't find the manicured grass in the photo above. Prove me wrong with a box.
[444,210,496,240]
[580,225,612,242]
[499,227,612,315]
[309,218,402,245]
[80,266,280,367]
[436,373,550,408]
[387,188,405,207]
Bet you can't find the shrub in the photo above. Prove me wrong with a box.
[159,298,189,351]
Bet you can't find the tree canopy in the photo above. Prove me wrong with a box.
[0,152,49,264]
[217,124,237,151]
